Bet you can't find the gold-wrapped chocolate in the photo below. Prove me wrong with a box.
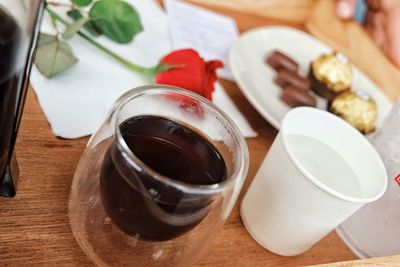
[311,52,352,93]
[330,91,377,134]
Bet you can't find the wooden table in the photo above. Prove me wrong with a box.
[0,1,399,266]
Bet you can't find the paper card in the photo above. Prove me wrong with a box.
[164,0,239,81]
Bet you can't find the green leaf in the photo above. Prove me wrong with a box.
[66,9,83,20]
[62,17,90,39]
[67,9,103,37]
[34,33,78,78]
[71,0,92,7]
[89,0,143,44]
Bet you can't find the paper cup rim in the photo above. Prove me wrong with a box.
[280,107,388,204]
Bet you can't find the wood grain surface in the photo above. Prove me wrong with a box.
[187,0,318,23]
[0,84,357,267]
[0,1,398,266]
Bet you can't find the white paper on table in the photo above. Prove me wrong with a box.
[31,0,170,139]
[214,83,257,138]
[164,0,239,81]
[30,0,256,139]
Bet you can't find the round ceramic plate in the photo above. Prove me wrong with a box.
[229,26,392,130]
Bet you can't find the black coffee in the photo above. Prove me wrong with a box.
[100,115,227,241]
[0,7,22,179]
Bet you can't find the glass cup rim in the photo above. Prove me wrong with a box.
[280,107,387,204]
[111,85,249,195]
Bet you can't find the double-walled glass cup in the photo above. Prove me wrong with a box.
[69,85,249,266]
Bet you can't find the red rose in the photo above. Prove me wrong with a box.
[154,49,223,101]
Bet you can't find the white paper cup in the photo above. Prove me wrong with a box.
[240,107,387,256]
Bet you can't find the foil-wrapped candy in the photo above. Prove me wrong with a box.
[329,90,377,134]
[312,52,352,92]
[309,52,352,101]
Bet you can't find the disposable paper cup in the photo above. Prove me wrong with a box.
[240,107,387,256]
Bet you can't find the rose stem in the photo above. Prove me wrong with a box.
[45,6,156,76]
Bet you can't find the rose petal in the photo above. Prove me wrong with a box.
[154,49,223,101]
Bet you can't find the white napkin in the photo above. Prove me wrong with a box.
[30,0,257,139]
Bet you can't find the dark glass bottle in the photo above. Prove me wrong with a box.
[0,1,45,196]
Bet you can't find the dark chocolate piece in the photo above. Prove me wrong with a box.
[282,84,310,92]
[274,73,286,88]
[280,87,316,107]
[266,50,299,72]
[275,69,311,91]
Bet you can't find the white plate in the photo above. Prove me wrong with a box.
[230,26,392,131]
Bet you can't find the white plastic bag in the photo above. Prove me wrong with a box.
[337,100,400,258]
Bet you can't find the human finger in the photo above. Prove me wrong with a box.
[335,0,357,19]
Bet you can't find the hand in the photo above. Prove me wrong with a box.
[335,0,400,67]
